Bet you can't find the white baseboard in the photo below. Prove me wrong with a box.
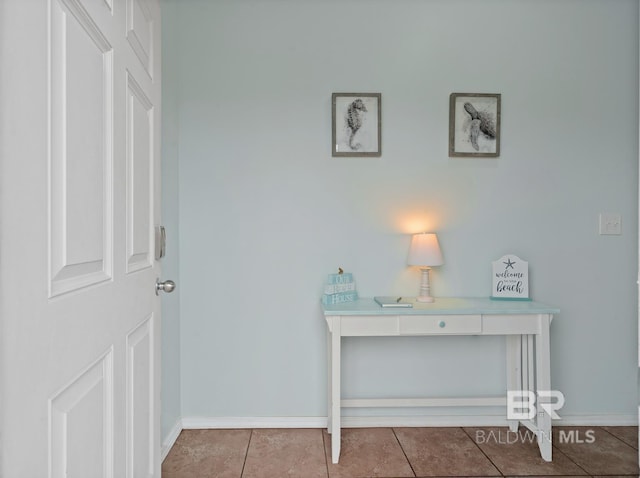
[163,413,638,457]
[161,418,184,462]
[181,416,327,429]
[179,413,639,430]
[558,414,638,426]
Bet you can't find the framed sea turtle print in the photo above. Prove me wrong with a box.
[332,93,381,157]
[449,93,501,157]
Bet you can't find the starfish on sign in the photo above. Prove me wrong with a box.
[503,258,516,270]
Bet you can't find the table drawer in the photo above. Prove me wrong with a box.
[399,315,481,334]
[340,316,399,335]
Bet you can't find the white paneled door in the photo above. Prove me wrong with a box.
[0,0,162,476]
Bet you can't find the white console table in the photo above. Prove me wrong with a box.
[322,297,559,464]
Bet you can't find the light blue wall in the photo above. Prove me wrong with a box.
[161,0,182,440]
[163,0,639,431]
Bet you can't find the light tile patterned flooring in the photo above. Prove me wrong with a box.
[162,426,639,477]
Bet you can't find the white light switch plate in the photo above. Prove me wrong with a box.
[599,213,622,235]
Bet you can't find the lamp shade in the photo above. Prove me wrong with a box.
[407,233,444,267]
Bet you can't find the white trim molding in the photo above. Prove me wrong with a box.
[162,412,639,460]
[161,419,183,462]
[557,414,638,426]
[181,416,327,430]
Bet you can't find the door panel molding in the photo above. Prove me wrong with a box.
[126,71,154,274]
[49,0,114,297]
[126,0,153,78]
[127,315,155,478]
[49,348,114,478]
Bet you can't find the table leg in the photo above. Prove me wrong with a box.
[536,314,552,461]
[327,325,332,434]
[506,335,521,432]
[330,316,341,464]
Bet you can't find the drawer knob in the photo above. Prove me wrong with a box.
[439,321,446,328]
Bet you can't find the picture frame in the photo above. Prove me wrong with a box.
[332,93,381,157]
[449,93,501,157]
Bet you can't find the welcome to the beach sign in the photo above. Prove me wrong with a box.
[491,254,530,300]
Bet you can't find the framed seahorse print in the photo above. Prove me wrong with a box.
[449,93,501,157]
[332,93,381,157]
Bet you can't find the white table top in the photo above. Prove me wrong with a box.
[322,297,560,316]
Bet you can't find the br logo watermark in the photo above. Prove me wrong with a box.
[507,390,565,420]
[476,390,597,446]
[474,428,596,445]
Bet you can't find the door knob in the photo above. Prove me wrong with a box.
[156,279,176,295]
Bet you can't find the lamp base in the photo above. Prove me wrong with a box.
[416,267,436,303]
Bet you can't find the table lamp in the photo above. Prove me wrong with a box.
[407,232,444,303]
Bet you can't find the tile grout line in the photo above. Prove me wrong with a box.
[239,429,254,478]
[320,429,330,478]
[390,427,417,478]
[552,426,603,477]
[460,427,505,477]
[599,425,640,451]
